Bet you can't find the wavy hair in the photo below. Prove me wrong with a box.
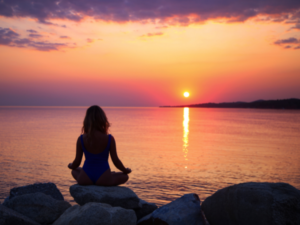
[82,105,110,135]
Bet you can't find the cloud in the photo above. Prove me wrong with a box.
[38,20,56,25]
[60,35,70,39]
[0,27,19,45]
[274,37,299,45]
[291,23,300,30]
[27,41,68,51]
[0,27,70,51]
[0,0,299,26]
[29,33,43,38]
[26,29,43,38]
[274,37,300,50]
[86,38,94,43]
[27,29,38,33]
[141,32,163,37]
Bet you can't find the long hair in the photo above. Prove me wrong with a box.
[82,105,110,135]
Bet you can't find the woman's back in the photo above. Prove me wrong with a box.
[81,131,110,154]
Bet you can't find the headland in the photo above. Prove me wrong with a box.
[160,98,300,109]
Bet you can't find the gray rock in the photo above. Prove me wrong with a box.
[137,193,205,225]
[70,184,140,209]
[53,202,137,225]
[202,182,300,225]
[2,197,10,205]
[3,192,71,225]
[0,205,40,225]
[135,199,158,221]
[9,183,63,201]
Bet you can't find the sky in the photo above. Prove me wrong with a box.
[0,0,300,106]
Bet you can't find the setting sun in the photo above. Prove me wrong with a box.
[184,92,190,98]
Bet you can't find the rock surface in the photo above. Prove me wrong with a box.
[202,182,300,225]
[53,202,137,225]
[137,193,205,225]
[3,192,71,225]
[0,205,40,225]
[135,199,158,221]
[70,184,140,209]
[9,183,64,201]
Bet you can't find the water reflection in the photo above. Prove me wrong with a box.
[183,107,189,168]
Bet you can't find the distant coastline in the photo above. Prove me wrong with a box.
[160,98,300,109]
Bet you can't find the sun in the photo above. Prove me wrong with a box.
[183,92,190,98]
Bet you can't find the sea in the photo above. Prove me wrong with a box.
[0,106,299,206]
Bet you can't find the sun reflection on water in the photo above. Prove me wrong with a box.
[183,107,189,168]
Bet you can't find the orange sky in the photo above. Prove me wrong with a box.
[0,2,300,106]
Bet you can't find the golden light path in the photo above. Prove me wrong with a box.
[183,107,189,169]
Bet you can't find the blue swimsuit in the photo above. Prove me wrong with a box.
[80,134,111,184]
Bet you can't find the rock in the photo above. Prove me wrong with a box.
[0,205,40,225]
[135,199,158,221]
[137,213,152,225]
[3,192,71,225]
[53,202,137,225]
[9,183,64,201]
[70,184,140,209]
[2,197,10,205]
[202,182,300,225]
[137,193,205,225]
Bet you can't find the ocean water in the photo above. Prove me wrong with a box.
[0,106,300,206]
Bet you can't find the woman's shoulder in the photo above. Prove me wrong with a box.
[79,132,114,141]
[76,135,83,145]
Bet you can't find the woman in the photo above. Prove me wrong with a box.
[68,105,131,185]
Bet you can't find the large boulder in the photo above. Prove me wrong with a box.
[135,199,158,221]
[70,184,140,209]
[53,202,137,225]
[137,193,205,225]
[202,182,300,225]
[3,192,71,225]
[0,205,40,225]
[8,183,64,201]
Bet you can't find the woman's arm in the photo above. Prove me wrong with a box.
[68,136,83,170]
[110,136,131,174]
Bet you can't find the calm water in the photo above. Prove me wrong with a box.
[0,107,300,206]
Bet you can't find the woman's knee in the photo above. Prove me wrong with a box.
[71,170,76,179]
[71,169,81,180]
[122,174,129,183]
[112,173,128,185]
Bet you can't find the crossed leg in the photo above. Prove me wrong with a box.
[71,167,129,186]
[96,170,129,186]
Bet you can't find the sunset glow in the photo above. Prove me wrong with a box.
[184,92,190,98]
[0,1,299,106]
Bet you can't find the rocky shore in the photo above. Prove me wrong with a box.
[1,182,300,225]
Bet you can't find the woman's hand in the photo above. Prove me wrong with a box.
[68,163,73,169]
[124,168,132,174]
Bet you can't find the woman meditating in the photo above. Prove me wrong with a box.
[68,105,131,185]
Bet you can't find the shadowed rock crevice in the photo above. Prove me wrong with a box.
[137,193,205,225]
